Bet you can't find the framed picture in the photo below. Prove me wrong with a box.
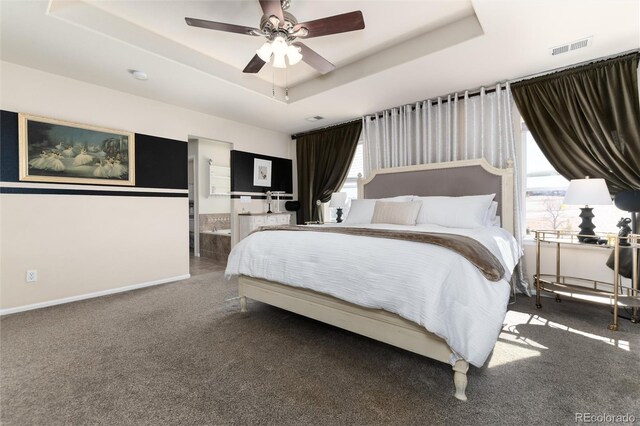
[18,113,135,186]
[253,158,272,187]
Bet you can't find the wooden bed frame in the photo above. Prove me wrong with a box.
[238,158,514,401]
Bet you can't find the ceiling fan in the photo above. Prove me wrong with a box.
[185,0,365,74]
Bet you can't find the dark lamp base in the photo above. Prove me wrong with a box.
[336,208,344,223]
[577,207,596,242]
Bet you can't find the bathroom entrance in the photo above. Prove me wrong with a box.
[187,137,232,262]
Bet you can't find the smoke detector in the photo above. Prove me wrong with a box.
[549,37,592,56]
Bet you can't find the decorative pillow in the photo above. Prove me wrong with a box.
[416,194,496,228]
[344,196,416,225]
[371,201,422,225]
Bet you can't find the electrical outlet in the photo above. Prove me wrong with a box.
[26,270,38,283]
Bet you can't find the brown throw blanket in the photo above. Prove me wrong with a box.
[252,225,505,281]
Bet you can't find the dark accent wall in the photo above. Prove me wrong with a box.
[135,134,187,190]
[1,111,20,182]
[0,110,187,195]
[230,150,292,193]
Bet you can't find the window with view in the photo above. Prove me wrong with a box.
[523,122,627,236]
[326,141,363,222]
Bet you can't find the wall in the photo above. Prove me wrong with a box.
[0,61,293,313]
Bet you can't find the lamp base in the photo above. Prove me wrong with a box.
[577,207,596,242]
[336,208,343,223]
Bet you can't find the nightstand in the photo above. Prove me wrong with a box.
[533,230,639,330]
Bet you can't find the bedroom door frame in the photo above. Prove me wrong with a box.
[188,155,200,256]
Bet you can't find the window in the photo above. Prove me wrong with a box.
[523,122,626,236]
[325,139,364,222]
[341,142,364,201]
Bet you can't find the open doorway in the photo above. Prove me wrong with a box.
[188,136,232,262]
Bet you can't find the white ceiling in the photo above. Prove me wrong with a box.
[1,0,639,136]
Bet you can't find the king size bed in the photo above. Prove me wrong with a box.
[225,159,520,401]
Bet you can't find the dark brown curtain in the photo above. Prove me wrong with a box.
[296,120,362,223]
[512,52,640,194]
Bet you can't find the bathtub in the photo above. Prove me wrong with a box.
[202,229,231,236]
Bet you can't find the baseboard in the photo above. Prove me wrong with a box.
[0,274,191,316]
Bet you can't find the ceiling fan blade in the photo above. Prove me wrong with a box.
[293,11,365,39]
[292,42,335,75]
[243,54,267,73]
[259,0,285,27]
[185,17,261,36]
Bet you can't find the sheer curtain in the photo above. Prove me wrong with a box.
[363,83,530,294]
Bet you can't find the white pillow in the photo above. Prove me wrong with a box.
[344,199,377,224]
[344,196,415,225]
[416,194,496,228]
[371,201,422,225]
[484,201,499,226]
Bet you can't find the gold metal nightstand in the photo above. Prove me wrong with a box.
[533,230,639,331]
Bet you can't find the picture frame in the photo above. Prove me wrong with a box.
[253,158,272,187]
[18,113,135,186]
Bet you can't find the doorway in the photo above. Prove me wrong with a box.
[188,137,232,261]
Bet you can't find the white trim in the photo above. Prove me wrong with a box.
[0,181,188,194]
[0,274,190,316]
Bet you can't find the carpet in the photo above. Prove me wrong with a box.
[1,259,639,425]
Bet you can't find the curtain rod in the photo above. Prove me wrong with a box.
[509,48,639,85]
[365,48,639,121]
[290,118,361,140]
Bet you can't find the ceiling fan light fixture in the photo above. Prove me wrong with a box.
[271,36,288,56]
[272,53,287,68]
[286,45,302,65]
[256,42,273,62]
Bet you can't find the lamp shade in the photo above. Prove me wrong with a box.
[272,53,286,68]
[563,177,612,206]
[329,192,348,208]
[286,45,302,65]
[256,42,273,62]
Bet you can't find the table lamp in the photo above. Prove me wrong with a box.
[329,192,348,223]
[563,177,612,242]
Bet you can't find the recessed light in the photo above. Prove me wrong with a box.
[128,69,148,81]
[306,116,324,122]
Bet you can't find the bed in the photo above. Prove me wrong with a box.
[225,158,518,401]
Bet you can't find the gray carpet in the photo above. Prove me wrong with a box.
[1,258,639,425]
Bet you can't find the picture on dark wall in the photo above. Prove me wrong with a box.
[18,113,135,186]
[253,158,272,187]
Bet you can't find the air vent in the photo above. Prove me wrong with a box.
[549,36,592,56]
[306,116,324,122]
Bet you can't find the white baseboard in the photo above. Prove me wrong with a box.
[0,274,191,316]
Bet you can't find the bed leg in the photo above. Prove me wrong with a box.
[452,360,469,401]
[239,296,247,312]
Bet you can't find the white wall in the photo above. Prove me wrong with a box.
[0,61,292,312]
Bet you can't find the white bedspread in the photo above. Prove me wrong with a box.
[225,223,521,367]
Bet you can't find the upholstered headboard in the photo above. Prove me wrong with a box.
[357,159,514,233]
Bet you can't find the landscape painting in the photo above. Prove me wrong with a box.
[19,113,135,186]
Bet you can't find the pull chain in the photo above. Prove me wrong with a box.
[272,67,275,97]
[285,67,289,101]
